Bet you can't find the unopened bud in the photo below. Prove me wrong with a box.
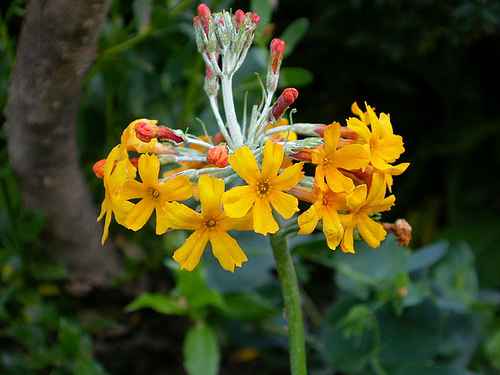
[92,159,106,178]
[197,4,211,37]
[270,38,286,75]
[271,88,298,121]
[382,219,412,247]
[206,145,229,168]
[234,9,245,32]
[134,121,185,144]
[250,12,260,26]
[213,132,226,145]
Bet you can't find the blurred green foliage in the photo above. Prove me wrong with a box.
[2,0,500,374]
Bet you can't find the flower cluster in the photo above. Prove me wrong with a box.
[94,4,411,272]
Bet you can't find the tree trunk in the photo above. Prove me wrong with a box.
[3,0,123,291]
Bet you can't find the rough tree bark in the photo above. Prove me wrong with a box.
[4,0,123,291]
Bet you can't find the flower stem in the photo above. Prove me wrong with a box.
[269,230,307,375]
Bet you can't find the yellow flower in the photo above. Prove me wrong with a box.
[167,175,253,272]
[340,174,395,253]
[120,153,192,234]
[351,102,372,125]
[298,185,347,250]
[97,145,135,245]
[222,141,304,235]
[312,122,370,192]
[121,119,158,154]
[347,103,408,172]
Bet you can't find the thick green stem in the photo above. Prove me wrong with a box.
[270,230,307,375]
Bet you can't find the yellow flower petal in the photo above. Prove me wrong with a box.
[325,166,355,193]
[261,141,284,181]
[137,154,160,187]
[340,224,355,253]
[298,205,320,235]
[346,185,367,211]
[253,198,279,235]
[228,145,261,184]
[163,202,202,230]
[269,191,299,220]
[334,144,370,171]
[324,122,341,155]
[159,175,193,202]
[210,230,248,272]
[347,117,372,143]
[222,185,256,218]
[273,162,304,191]
[221,211,254,231]
[173,229,209,271]
[125,198,155,231]
[101,207,112,245]
[198,175,224,216]
[120,180,149,200]
[356,213,387,248]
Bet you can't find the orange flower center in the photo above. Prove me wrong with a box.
[257,180,270,195]
[151,188,160,199]
[205,218,217,228]
[321,158,329,167]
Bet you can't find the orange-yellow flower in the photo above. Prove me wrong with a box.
[121,119,158,154]
[120,153,192,234]
[340,173,395,253]
[347,103,409,172]
[166,175,253,272]
[312,122,370,192]
[97,145,135,245]
[222,141,304,235]
[298,185,347,250]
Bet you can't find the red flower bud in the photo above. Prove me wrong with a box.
[197,4,211,36]
[269,38,286,74]
[250,12,260,25]
[271,88,298,121]
[206,145,229,168]
[213,132,226,145]
[135,121,184,144]
[233,9,245,32]
[92,159,106,178]
[289,148,313,162]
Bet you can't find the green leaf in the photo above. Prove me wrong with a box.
[280,18,309,57]
[58,318,81,359]
[74,357,109,375]
[28,261,68,280]
[221,293,277,321]
[124,292,187,315]
[279,67,313,87]
[431,241,478,305]
[394,362,477,375]
[377,298,441,370]
[251,0,273,40]
[408,240,449,273]
[183,324,220,375]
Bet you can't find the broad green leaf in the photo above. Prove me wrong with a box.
[58,318,81,359]
[28,261,68,281]
[74,357,109,375]
[183,324,220,375]
[431,241,478,305]
[280,18,309,57]
[408,240,449,272]
[251,0,272,40]
[485,329,500,369]
[124,292,187,315]
[221,293,277,321]
[377,298,441,370]
[279,67,313,87]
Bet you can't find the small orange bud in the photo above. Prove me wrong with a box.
[271,88,298,121]
[270,38,286,74]
[92,159,106,178]
[382,219,412,247]
[213,132,226,145]
[206,145,229,168]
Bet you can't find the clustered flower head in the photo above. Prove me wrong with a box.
[94,4,411,272]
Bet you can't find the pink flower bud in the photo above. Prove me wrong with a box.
[270,38,286,74]
[250,12,260,25]
[206,145,229,168]
[271,88,298,121]
[234,9,245,32]
[134,121,184,144]
[197,4,211,36]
